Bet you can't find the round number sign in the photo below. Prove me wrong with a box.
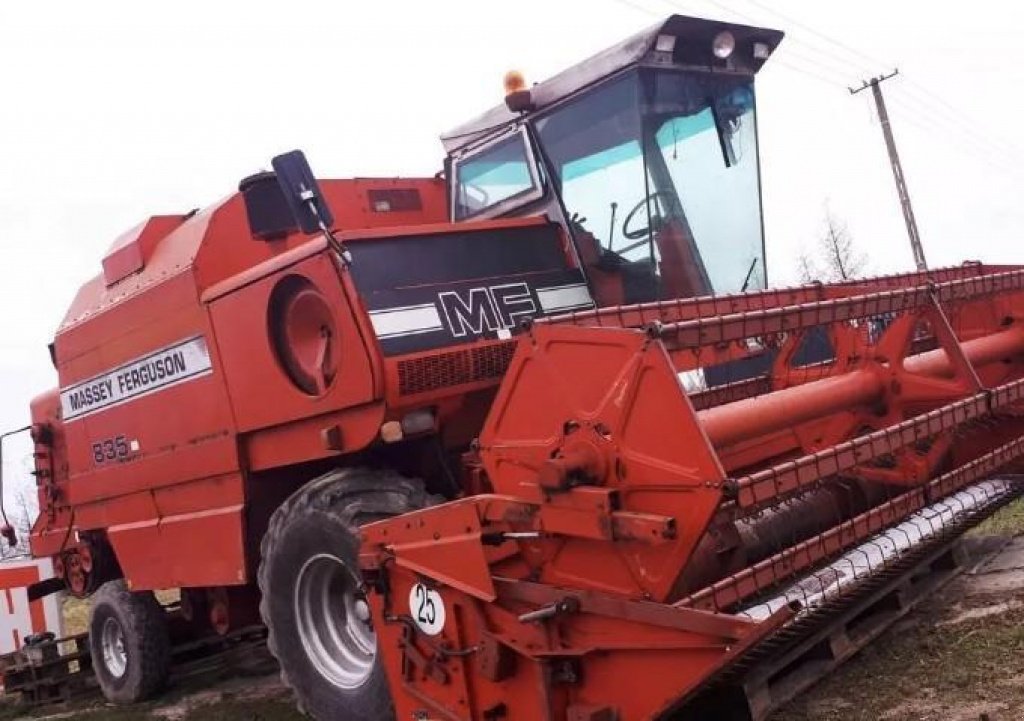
[408,583,446,636]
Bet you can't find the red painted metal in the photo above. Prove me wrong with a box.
[11,11,1024,720]
[680,434,1024,612]
[19,116,1024,720]
[360,262,1024,720]
[102,216,188,287]
[27,175,485,590]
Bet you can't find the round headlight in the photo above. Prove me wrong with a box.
[712,31,736,59]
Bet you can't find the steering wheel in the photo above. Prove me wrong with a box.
[621,191,678,241]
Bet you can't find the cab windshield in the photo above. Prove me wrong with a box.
[534,68,765,303]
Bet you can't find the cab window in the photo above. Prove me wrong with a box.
[453,130,541,220]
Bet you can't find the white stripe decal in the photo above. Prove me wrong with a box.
[536,284,594,313]
[535,281,594,291]
[369,304,444,339]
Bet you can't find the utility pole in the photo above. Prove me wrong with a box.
[850,69,928,271]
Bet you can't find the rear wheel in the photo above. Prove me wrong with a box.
[258,468,433,721]
[88,580,171,704]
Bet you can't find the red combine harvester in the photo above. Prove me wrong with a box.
[19,13,1024,721]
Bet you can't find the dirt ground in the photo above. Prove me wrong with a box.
[0,677,302,721]
[774,500,1024,721]
[5,502,1024,721]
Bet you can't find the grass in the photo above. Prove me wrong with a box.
[63,596,90,636]
[181,700,303,721]
[773,498,1024,721]
[774,601,1024,720]
[972,497,1024,537]
[0,589,304,721]
[62,589,181,637]
[0,698,304,721]
[0,669,304,721]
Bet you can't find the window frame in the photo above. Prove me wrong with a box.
[450,126,545,222]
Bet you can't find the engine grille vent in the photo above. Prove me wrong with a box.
[398,342,516,396]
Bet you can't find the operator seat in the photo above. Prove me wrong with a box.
[570,222,627,307]
[655,217,713,300]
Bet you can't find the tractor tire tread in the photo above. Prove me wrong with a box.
[258,467,436,720]
[89,579,171,704]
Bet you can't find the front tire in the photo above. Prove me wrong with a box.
[88,580,171,704]
[258,468,433,721]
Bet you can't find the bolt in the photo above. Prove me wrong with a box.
[354,599,371,623]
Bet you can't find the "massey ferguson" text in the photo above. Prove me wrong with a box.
[60,337,213,421]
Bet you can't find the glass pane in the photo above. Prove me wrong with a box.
[649,76,765,294]
[529,68,767,303]
[537,75,648,254]
[561,141,653,262]
[454,133,536,220]
[535,73,662,304]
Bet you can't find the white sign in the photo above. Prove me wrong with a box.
[60,336,213,422]
[408,583,446,636]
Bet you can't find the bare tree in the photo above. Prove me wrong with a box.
[799,207,868,283]
[0,488,36,558]
[0,453,39,559]
[798,252,818,284]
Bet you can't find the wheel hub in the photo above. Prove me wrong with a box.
[100,616,127,679]
[294,553,376,689]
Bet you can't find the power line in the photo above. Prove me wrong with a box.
[605,0,1024,180]
[632,0,864,86]
[738,0,889,69]
[731,0,1024,161]
[770,57,846,89]
[608,0,837,90]
[714,0,1024,172]
[611,0,667,19]
[892,83,1024,161]
[886,91,1022,167]
[884,94,1024,181]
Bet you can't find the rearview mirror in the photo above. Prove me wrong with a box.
[271,150,335,235]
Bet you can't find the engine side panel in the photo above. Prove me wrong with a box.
[208,251,378,435]
[58,272,244,588]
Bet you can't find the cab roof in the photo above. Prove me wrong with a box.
[440,14,784,155]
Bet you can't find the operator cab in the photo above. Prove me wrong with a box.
[442,15,783,304]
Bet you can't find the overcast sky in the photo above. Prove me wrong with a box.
[1,0,1022,513]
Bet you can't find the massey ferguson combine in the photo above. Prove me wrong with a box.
[18,12,1024,721]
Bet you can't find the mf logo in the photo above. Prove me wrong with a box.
[439,283,537,338]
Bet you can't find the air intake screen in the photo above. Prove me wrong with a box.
[398,342,516,396]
